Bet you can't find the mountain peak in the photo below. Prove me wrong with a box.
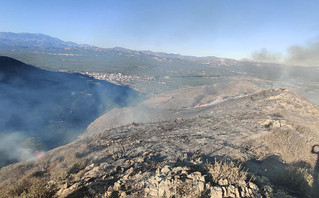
[0,32,78,50]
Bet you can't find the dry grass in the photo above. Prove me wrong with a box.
[0,151,86,198]
[0,177,56,198]
[205,159,248,185]
[264,127,308,161]
[20,179,56,198]
[273,166,313,198]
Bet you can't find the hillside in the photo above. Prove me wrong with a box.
[0,56,143,167]
[2,32,319,106]
[0,32,81,50]
[0,88,318,197]
[0,32,235,74]
[85,80,261,134]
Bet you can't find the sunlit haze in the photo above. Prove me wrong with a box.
[0,0,318,59]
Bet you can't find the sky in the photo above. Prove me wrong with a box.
[0,0,319,59]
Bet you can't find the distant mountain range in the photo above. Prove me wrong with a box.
[0,32,217,58]
[1,32,319,103]
[0,32,237,73]
[0,32,101,51]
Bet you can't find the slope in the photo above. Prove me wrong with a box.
[0,56,143,167]
[0,88,318,197]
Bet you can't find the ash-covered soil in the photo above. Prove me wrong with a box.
[85,80,261,134]
[0,88,319,197]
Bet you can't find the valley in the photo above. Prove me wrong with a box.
[1,32,319,197]
[0,56,143,167]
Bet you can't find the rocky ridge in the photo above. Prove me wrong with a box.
[0,88,319,197]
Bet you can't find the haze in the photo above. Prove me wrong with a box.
[1,0,319,61]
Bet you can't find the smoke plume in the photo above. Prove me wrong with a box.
[285,43,319,66]
[0,56,144,167]
[249,40,319,67]
[251,48,282,64]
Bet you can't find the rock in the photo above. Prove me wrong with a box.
[198,182,205,193]
[144,187,150,193]
[248,182,259,191]
[240,186,251,197]
[113,181,121,191]
[188,171,205,182]
[120,192,126,197]
[210,186,223,198]
[247,188,253,196]
[225,185,235,197]
[47,180,56,189]
[234,187,241,197]
[272,120,282,128]
[218,178,229,186]
[124,159,134,167]
[237,179,246,187]
[135,157,144,163]
[83,166,100,179]
[161,165,171,174]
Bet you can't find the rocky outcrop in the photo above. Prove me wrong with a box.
[57,157,270,198]
[53,156,297,198]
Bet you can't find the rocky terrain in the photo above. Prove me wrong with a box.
[0,88,319,197]
[2,33,319,198]
[85,80,260,134]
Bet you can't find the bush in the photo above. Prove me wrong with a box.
[20,179,56,198]
[206,159,248,185]
[0,177,55,198]
[274,166,313,197]
[264,128,308,160]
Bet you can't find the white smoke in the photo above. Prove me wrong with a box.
[249,39,319,67]
[250,48,282,64]
[0,133,34,167]
[285,43,319,66]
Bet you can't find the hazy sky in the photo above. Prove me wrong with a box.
[0,0,318,59]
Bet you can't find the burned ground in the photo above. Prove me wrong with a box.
[85,80,261,134]
[0,88,319,197]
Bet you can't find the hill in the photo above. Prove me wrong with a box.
[85,80,261,134]
[0,56,143,167]
[0,32,235,74]
[2,32,319,105]
[0,32,81,50]
[0,88,318,197]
